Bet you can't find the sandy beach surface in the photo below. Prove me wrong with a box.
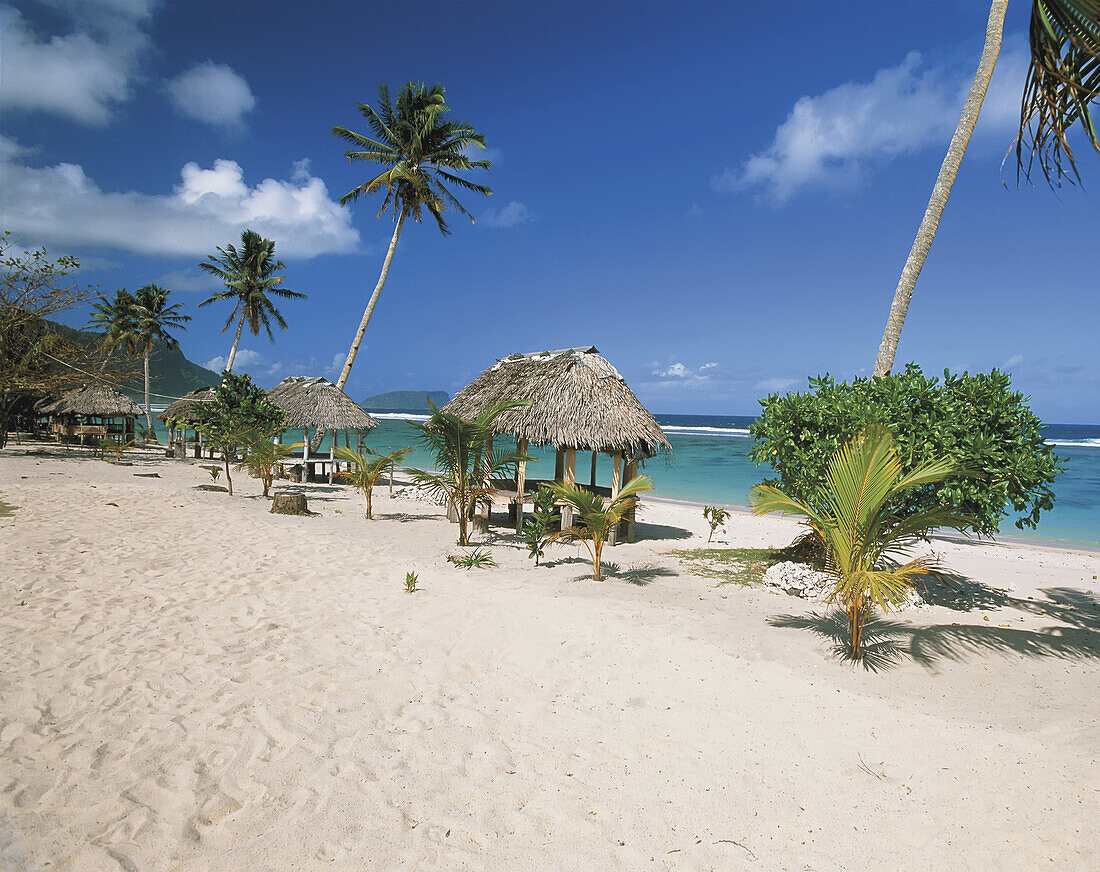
[1,447,1097,871]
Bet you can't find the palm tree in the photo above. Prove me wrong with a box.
[335,445,412,518]
[750,425,974,660]
[873,0,1100,377]
[406,400,528,546]
[198,229,305,373]
[88,285,190,437]
[546,477,654,581]
[330,82,493,390]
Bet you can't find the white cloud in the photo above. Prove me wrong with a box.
[1,137,359,259]
[167,62,256,129]
[1003,354,1025,369]
[479,200,532,229]
[699,362,718,371]
[717,41,1028,203]
[0,1,153,124]
[660,363,691,378]
[325,352,346,376]
[203,348,282,378]
[755,377,798,393]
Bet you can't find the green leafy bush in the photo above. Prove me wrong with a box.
[523,487,559,565]
[748,364,1063,536]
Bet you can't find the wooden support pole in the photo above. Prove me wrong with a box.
[328,429,336,484]
[514,437,528,533]
[623,458,639,543]
[477,433,493,532]
[554,448,564,481]
[302,425,311,482]
[610,452,623,546]
[562,448,576,528]
[590,450,598,488]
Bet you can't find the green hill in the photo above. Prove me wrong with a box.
[48,321,221,402]
[361,390,450,412]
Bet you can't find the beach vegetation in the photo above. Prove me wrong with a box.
[665,546,793,586]
[750,365,1063,536]
[192,372,286,495]
[198,230,305,374]
[524,487,559,565]
[203,465,221,483]
[330,82,493,389]
[750,425,973,660]
[545,476,654,581]
[405,570,419,593]
[873,1,1100,377]
[453,547,496,570]
[237,436,304,498]
[703,505,731,543]
[335,445,412,518]
[407,400,530,546]
[0,498,16,518]
[88,283,190,439]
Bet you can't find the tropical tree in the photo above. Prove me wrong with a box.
[406,400,529,546]
[335,445,412,518]
[88,284,190,438]
[330,82,493,390]
[198,230,305,373]
[545,477,654,581]
[237,433,304,498]
[750,425,974,660]
[873,0,1100,377]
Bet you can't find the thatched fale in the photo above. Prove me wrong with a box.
[443,346,670,456]
[267,376,379,432]
[159,387,217,423]
[46,384,143,418]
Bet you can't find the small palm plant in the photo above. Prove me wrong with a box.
[545,476,654,581]
[703,505,731,543]
[750,425,973,660]
[237,434,304,498]
[335,445,412,518]
[524,487,559,565]
[453,546,496,570]
[404,570,418,593]
[407,400,530,546]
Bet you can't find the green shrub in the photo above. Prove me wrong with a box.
[523,487,559,565]
[748,364,1063,536]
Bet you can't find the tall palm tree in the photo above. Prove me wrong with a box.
[198,229,305,373]
[330,82,493,390]
[88,289,138,366]
[873,0,1100,378]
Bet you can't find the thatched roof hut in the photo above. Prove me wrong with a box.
[46,384,143,418]
[444,346,670,456]
[267,376,378,432]
[158,387,217,423]
[444,347,669,543]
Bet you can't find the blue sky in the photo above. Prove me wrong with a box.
[2,0,1097,422]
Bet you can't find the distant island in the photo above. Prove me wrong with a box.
[361,390,450,412]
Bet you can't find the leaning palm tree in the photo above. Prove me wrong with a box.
[406,400,528,546]
[330,82,493,390]
[546,476,654,581]
[750,425,974,660]
[873,0,1100,377]
[198,230,305,373]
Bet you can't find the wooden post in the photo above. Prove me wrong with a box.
[302,425,311,482]
[514,437,528,533]
[561,448,576,527]
[477,434,493,532]
[623,458,639,543]
[590,450,598,487]
[554,448,564,481]
[328,429,336,484]
[609,452,623,546]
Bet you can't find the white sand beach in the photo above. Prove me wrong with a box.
[1,448,1097,871]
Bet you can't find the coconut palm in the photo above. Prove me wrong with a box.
[546,476,654,581]
[88,284,190,437]
[198,230,305,373]
[237,433,304,498]
[873,0,1100,377]
[330,82,493,390]
[406,400,528,546]
[335,445,412,518]
[750,425,974,660]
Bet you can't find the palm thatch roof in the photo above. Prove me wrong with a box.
[267,376,379,431]
[45,384,143,418]
[443,346,671,456]
[158,387,217,423]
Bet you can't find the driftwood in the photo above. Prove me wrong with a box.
[271,492,309,515]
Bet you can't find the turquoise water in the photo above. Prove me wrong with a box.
[152,412,1100,550]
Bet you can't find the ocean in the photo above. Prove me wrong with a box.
[151,412,1100,550]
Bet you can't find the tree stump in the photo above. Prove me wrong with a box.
[271,492,310,515]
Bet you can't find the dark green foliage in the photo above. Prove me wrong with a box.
[190,372,286,495]
[749,364,1063,537]
[453,547,496,570]
[523,487,559,565]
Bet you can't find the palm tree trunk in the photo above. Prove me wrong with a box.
[225,314,246,373]
[143,349,154,438]
[336,212,406,390]
[873,0,1008,378]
